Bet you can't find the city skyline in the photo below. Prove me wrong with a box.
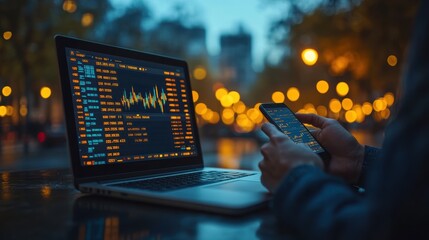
[112,0,284,71]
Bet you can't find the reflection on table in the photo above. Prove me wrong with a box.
[0,169,292,240]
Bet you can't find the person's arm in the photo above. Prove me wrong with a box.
[357,146,381,187]
[259,123,383,239]
[273,165,372,240]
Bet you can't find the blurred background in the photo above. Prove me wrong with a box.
[0,0,419,171]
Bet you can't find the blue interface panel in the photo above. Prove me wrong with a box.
[265,107,324,153]
[65,48,197,166]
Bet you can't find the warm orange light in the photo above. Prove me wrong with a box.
[331,56,349,74]
[362,102,373,115]
[209,112,220,124]
[301,48,318,66]
[341,98,353,110]
[329,99,341,113]
[286,87,300,102]
[0,106,6,117]
[384,92,395,106]
[192,90,199,102]
[228,91,240,104]
[246,108,260,122]
[6,106,13,116]
[353,104,365,123]
[222,108,235,119]
[373,98,387,112]
[233,101,246,114]
[193,67,207,80]
[195,103,207,115]
[380,109,391,119]
[345,110,357,123]
[220,95,234,107]
[304,103,317,114]
[316,80,329,94]
[222,114,234,125]
[63,0,77,13]
[336,82,349,96]
[2,86,12,97]
[40,87,52,99]
[19,105,27,117]
[3,31,12,40]
[271,91,285,103]
[316,105,328,117]
[81,13,94,27]
[387,55,398,67]
[215,88,228,100]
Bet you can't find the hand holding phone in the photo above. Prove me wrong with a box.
[259,103,330,162]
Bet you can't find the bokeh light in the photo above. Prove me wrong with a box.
[63,0,77,13]
[215,88,228,100]
[301,48,318,66]
[193,67,207,80]
[329,98,341,113]
[3,31,12,40]
[387,55,398,67]
[228,91,240,104]
[341,98,353,110]
[40,87,52,99]
[2,86,12,97]
[195,103,207,115]
[271,91,285,103]
[336,82,349,96]
[192,90,199,102]
[373,98,387,112]
[0,106,6,117]
[384,92,395,106]
[316,80,329,94]
[220,94,234,107]
[81,13,94,27]
[345,110,357,123]
[286,87,300,102]
[362,102,373,115]
[233,101,246,114]
[316,105,328,117]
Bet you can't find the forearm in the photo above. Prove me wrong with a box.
[273,165,373,240]
[357,146,381,187]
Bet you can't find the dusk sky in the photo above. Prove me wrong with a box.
[111,0,288,70]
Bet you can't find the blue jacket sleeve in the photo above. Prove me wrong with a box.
[357,146,381,187]
[273,165,374,240]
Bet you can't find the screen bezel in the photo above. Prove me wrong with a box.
[259,103,330,162]
[55,35,203,184]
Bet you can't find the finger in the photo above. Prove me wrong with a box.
[259,162,278,193]
[295,113,329,129]
[261,123,285,140]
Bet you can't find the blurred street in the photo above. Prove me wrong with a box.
[0,129,382,172]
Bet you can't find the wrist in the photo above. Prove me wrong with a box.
[352,144,365,185]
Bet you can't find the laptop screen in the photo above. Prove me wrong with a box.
[64,47,198,167]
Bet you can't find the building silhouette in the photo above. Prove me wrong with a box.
[218,27,254,93]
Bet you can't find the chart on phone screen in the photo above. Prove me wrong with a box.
[268,107,324,153]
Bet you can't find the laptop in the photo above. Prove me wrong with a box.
[55,35,270,215]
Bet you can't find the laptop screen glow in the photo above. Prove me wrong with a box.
[65,47,198,166]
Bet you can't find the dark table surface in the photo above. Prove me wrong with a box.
[0,169,292,240]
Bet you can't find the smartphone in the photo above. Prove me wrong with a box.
[259,103,330,162]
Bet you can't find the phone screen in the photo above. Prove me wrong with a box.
[260,104,325,154]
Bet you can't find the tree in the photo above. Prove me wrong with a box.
[0,0,111,152]
[255,0,418,126]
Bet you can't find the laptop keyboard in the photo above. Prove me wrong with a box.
[111,171,255,192]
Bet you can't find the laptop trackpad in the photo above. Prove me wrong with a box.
[206,180,267,194]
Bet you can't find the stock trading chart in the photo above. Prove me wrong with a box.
[65,48,197,166]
